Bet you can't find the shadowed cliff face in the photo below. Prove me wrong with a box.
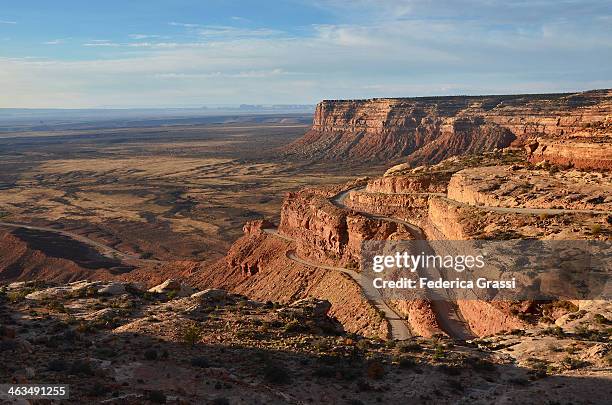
[284,89,612,166]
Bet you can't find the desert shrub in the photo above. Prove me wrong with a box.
[525,357,549,378]
[70,359,94,376]
[340,367,363,381]
[507,377,530,386]
[92,347,115,359]
[466,357,496,372]
[432,344,446,360]
[541,326,565,338]
[312,338,330,352]
[439,364,462,376]
[148,390,166,404]
[190,356,210,368]
[182,324,203,346]
[591,224,602,235]
[355,339,369,351]
[446,378,464,392]
[346,260,359,270]
[366,360,385,380]
[46,300,67,313]
[47,358,68,372]
[7,290,30,303]
[283,319,306,333]
[76,321,95,334]
[564,345,579,355]
[313,365,336,378]
[144,349,158,360]
[574,324,611,341]
[398,341,422,352]
[355,379,373,392]
[561,356,588,370]
[398,356,416,369]
[61,329,79,342]
[263,363,291,385]
[142,291,156,301]
[594,314,610,325]
[88,382,106,397]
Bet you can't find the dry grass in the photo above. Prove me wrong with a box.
[0,122,380,263]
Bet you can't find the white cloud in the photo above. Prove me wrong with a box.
[168,22,201,28]
[197,25,283,39]
[83,41,121,47]
[1,2,611,107]
[43,39,64,45]
[0,19,17,24]
[129,34,164,40]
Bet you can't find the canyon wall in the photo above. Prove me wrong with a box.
[284,89,612,166]
[278,190,413,268]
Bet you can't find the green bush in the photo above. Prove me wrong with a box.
[591,224,602,235]
[283,319,306,333]
[182,324,203,346]
[398,341,421,352]
[398,356,416,369]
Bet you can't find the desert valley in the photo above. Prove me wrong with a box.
[1,90,611,404]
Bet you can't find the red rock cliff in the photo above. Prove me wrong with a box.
[284,89,612,165]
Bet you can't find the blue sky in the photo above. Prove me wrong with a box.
[1,0,611,108]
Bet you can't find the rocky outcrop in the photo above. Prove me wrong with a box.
[391,299,445,337]
[366,172,449,193]
[190,233,390,338]
[24,280,143,300]
[447,166,612,211]
[278,298,344,335]
[457,300,526,336]
[345,191,430,224]
[284,89,612,166]
[242,219,275,236]
[278,190,413,267]
[148,279,194,297]
[527,138,612,171]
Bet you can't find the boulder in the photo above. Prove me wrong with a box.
[83,308,121,322]
[278,298,343,335]
[288,298,332,318]
[97,283,127,296]
[242,219,275,235]
[25,281,99,300]
[191,289,228,301]
[148,279,194,297]
[25,281,140,300]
